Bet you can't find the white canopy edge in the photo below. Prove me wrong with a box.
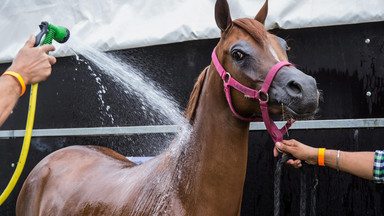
[0,0,383,63]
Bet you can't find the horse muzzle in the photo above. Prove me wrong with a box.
[269,66,320,120]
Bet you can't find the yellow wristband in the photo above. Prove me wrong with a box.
[318,148,325,166]
[2,71,26,96]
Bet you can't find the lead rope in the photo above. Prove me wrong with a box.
[274,156,310,216]
[275,160,320,216]
[273,104,287,216]
[274,103,308,216]
[299,167,307,216]
[310,169,318,216]
[273,153,285,216]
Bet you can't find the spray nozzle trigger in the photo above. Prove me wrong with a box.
[34,22,49,47]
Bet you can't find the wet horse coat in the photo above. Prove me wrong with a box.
[16,0,319,215]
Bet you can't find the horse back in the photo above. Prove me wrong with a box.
[16,145,137,216]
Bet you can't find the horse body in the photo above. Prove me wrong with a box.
[17,100,248,215]
[16,0,319,215]
[17,72,249,215]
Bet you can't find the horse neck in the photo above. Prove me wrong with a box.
[175,64,251,214]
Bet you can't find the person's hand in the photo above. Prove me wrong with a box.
[274,139,318,168]
[7,34,56,84]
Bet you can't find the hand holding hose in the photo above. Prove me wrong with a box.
[0,35,56,126]
[7,34,56,85]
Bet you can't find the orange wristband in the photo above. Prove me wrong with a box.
[318,148,325,166]
[2,71,26,96]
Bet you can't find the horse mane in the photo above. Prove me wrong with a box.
[183,66,209,124]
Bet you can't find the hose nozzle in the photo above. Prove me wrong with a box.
[34,21,70,47]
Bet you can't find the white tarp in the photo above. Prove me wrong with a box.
[0,0,383,63]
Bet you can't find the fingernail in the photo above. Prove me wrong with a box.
[276,142,282,147]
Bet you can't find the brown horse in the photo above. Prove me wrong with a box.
[16,0,319,215]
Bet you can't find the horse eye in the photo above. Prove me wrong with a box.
[277,37,290,52]
[231,51,244,61]
[284,42,291,52]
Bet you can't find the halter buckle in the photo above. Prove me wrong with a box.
[223,72,231,83]
[259,91,269,103]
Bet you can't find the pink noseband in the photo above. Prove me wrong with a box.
[211,47,295,143]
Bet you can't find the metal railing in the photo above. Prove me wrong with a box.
[0,118,383,138]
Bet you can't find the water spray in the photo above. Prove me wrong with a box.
[0,22,70,206]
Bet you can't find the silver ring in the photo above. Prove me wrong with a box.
[276,147,283,154]
[223,72,231,83]
[336,150,340,171]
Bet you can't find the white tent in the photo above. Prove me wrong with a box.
[1,0,383,63]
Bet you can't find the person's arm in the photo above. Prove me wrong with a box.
[0,34,56,126]
[323,149,374,180]
[0,75,22,125]
[274,139,375,180]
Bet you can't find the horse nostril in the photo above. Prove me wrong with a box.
[287,81,302,95]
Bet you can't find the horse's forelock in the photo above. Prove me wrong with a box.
[232,18,267,47]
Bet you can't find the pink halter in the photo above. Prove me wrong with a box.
[211,47,295,143]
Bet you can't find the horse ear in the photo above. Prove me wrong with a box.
[254,0,268,25]
[215,0,232,32]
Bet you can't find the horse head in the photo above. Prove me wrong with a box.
[214,0,319,120]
